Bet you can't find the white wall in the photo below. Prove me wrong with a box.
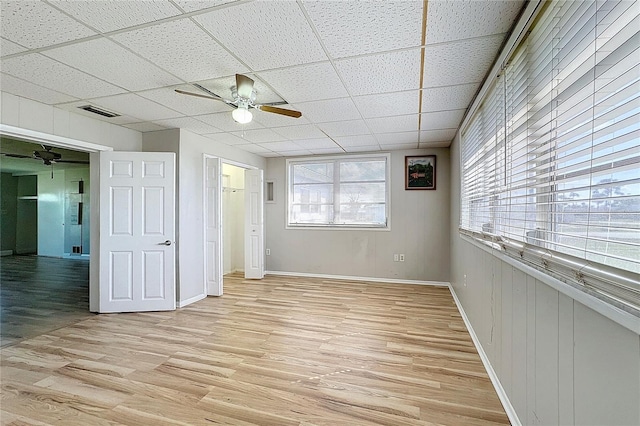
[449,133,640,425]
[264,149,450,282]
[143,129,266,306]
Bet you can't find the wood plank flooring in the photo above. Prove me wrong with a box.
[0,255,91,347]
[1,273,509,425]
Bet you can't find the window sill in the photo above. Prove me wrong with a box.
[458,233,640,334]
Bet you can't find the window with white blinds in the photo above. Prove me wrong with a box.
[287,154,389,228]
[460,0,640,314]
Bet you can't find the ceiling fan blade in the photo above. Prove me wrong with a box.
[1,152,32,159]
[175,88,236,108]
[175,89,222,101]
[192,83,225,101]
[236,74,255,99]
[256,105,302,118]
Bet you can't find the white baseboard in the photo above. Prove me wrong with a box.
[0,250,13,256]
[177,293,207,308]
[448,285,521,426]
[265,270,449,287]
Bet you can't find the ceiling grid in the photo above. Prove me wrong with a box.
[0,0,525,158]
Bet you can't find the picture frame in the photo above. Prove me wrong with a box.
[405,155,436,190]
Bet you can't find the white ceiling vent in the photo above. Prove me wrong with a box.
[78,105,120,118]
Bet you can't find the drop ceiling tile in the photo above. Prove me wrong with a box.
[50,0,182,33]
[1,37,27,57]
[195,2,327,70]
[366,115,418,134]
[419,141,451,148]
[309,147,345,155]
[422,35,504,87]
[375,131,419,145]
[258,141,304,152]
[422,83,478,112]
[124,122,167,132]
[261,151,282,158]
[279,149,314,157]
[354,90,421,119]
[295,98,361,123]
[229,128,286,144]
[273,124,325,140]
[336,49,421,96]
[1,53,125,99]
[196,75,283,105]
[153,117,222,135]
[88,93,183,122]
[196,111,263,132]
[43,38,181,91]
[303,0,423,58]
[317,120,371,138]
[380,143,419,150]
[55,100,139,124]
[1,1,96,49]
[0,73,77,105]
[426,0,524,44]
[239,144,273,154]
[173,0,238,13]
[138,86,232,116]
[335,134,378,147]
[205,132,250,146]
[295,137,340,150]
[420,129,457,143]
[421,109,466,131]
[112,19,247,82]
[258,62,348,103]
[343,145,380,153]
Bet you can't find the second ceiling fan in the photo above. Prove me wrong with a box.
[175,74,302,124]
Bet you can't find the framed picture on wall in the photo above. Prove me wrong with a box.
[405,155,436,190]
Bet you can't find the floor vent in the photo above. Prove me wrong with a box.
[78,105,120,118]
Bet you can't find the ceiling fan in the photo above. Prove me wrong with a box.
[1,144,89,166]
[175,74,302,124]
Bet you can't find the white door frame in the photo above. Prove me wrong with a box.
[0,124,113,312]
[203,155,258,296]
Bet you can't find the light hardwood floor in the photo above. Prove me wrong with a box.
[1,273,509,425]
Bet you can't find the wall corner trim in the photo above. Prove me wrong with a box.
[448,284,522,426]
[265,270,449,287]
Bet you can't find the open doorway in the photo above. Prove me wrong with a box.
[222,163,246,276]
[1,136,93,346]
[204,156,264,296]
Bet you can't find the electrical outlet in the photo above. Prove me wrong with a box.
[266,249,271,256]
[464,274,467,287]
[394,254,399,262]
[399,254,405,262]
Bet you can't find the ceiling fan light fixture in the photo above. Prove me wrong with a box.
[232,107,253,124]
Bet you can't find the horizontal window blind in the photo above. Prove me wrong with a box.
[460,0,640,315]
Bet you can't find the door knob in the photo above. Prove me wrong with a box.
[159,240,172,246]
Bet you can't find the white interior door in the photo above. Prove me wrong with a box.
[99,151,175,313]
[244,169,264,279]
[205,156,223,295]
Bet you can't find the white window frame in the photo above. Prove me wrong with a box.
[286,153,391,230]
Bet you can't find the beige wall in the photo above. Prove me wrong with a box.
[449,132,640,425]
[264,149,450,282]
